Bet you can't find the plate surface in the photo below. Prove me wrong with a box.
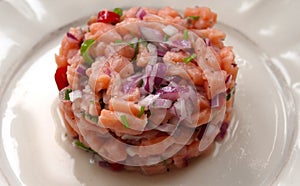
[1,1,300,185]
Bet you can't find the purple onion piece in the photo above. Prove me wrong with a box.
[142,65,153,93]
[148,108,167,126]
[136,8,146,20]
[157,49,167,57]
[155,123,177,133]
[76,64,87,75]
[67,32,79,42]
[170,47,181,53]
[225,74,232,84]
[139,94,160,107]
[140,26,164,42]
[204,38,211,46]
[142,63,167,93]
[157,86,179,101]
[159,92,179,101]
[211,94,220,108]
[152,98,172,108]
[165,76,181,84]
[147,43,158,65]
[159,43,169,50]
[197,124,207,140]
[122,81,136,94]
[153,63,167,87]
[122,73,143,94]
[174,99,186,119]
[170,40,191,49]
[217,122,229,139]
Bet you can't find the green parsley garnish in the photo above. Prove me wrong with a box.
[85,113,98,123]
[120,115,130,128]
[183,29,189,40]
[80,39,95,65]
[183,53,197,63]
[74,139,95,153]
[139,38,148,46]
[113,8,123,16]
[226,86,236,101]
[114,39,123,43]
[163,159,168,165]
[65,89,72,100]
[186,16,200,21]
[115,39,135,48]
[163,34,169,41]
[129,42,135,48]
[137,106,145,118]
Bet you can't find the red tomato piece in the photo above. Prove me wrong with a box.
[55,66,69,90]
[97,10,120,24]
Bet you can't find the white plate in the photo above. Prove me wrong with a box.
[1,0,300,185]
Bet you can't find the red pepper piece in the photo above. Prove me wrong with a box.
[55,66,69,90]
[97,10,120,24]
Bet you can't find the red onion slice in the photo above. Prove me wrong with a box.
[162,25,179,36]
[139,94,160,107]
[66,32,79,43]
[153,63,167,87]
[69,90,82,102]
[155,123,177,134]
[136,8,146,20]
[122,73,143,94]
[151,98,172,109]
[140,26,164,42]
[142,63,167,93]
[157,86,179,101]
[204,38,211,46]
[148,108,167,126]
[167,40,191,50]
[210,94,220,108]
[147,43,158,65]
[225,74,232,84]
[76,64,87,75]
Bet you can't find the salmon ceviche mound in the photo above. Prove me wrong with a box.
[54,6,238,175]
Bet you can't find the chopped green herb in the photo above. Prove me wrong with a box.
[226,86,236,101]
[115,39,135,48]
[74,139,95,153]
[132,39,147,61]
[87,27,91,32]
[90,100,95,104]
[85,113,98,123]
[114,39,123,43]
[163,34,169,41]
[120,115,130,128]
[113,8,123,16]
[130,31,137,38]
[183,29,188,40]
[137,106,145,118]
[183,53,197,63]
[139,38,148,46]
[128,42,135,48]
[65,89,72,100]
[186,15,200,21]
[163,159,168,165]
[80,39,96,65]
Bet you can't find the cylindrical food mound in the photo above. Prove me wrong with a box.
[54,6,238,175]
